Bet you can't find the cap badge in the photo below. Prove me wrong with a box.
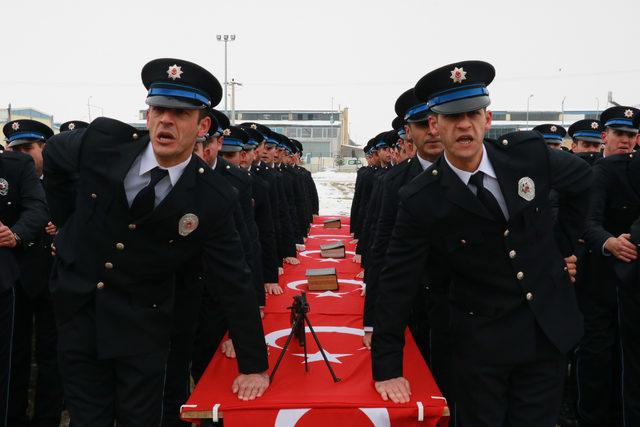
[450,67,467,84]
[11,122,19,131]
[68,122,76,130]
[0,178,8,196]
[518,177,535,202]
[550,125,557,132]
[591,122,599,129]
[178,213,199,236]
[223,128,231,136]
[250,124,257,130]
[625,109,634,118]
[167,64,183,80]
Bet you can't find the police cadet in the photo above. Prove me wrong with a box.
[239,123,280,294]
[568,119,604,157]
[350,139,376,245]
[365,88,445,373]
[372,60,592,427]
[533,123,567,150]
[289,138,318,225]
[0,143,48,426]
[584,106,640,427]
[3,120,63,427]
[391,116,416,163]
[43,58,269,425]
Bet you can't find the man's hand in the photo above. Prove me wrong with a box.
[356,270,364,279]
[232,372,270,401]
[564,255,578,283]
[296,244,306,252]
[45,221,58,236]
[278,267,284,276]
[265,283,284,295]
[221,339,236,358]
[374,377,411,403]
[363,332,372,349]
[284,257,300,265]
[0,224,17,248]
[605,234,637,263]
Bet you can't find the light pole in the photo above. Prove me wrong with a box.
[595,97,600,115]
[526,94,534,126]
[216,34,236,113]
[561,96,566,126]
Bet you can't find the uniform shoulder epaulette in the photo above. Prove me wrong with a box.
[0,149,31,163]
[197,159,236,203]
[384,157,411,181]
[600,152,636,164]
[399,163,440,199]
[492,130,544,150]
[88,117,140,141]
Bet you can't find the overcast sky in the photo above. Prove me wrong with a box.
[2,0,639,145]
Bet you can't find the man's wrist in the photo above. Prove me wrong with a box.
[12,232,21,247]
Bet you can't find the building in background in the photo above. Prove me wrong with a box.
[0,106,55,147]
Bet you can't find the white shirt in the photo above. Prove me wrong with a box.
[444,148,510,220]
[416,153,433,171]
[124,142,191,208]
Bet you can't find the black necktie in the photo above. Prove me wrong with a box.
[469,171,505,222]
[130,167,168,219]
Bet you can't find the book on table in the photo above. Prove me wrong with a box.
[305,268,338,291]
[323,218,341,229]
[320,241,346,258]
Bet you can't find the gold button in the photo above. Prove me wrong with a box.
[509,250,516,259]
[116,243,125,250]
[630,154,634,158]
[128,224,137,230]
[198,167,205,174]
[105,262,113,270]
[526,292,534,301]
[460,239,467,245]
[90,193,98,199]
[96,282,105,290]
[431,169,439,176]
[503,229,510,237]
[502,139,508,146]
[517,271,524,280]
[7,202,11,206]
[132,133,139,140]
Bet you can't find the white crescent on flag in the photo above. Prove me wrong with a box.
[274,408,390,427]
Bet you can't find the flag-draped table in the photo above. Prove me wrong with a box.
[181,216,449,426]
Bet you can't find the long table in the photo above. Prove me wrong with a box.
[181,216,449,426]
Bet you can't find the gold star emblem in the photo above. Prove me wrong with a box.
[591,122,599,129]
[550,125,557,132]
[625,109,634,118]
[250,124,257,130]
[450,67,467,84]
[11,122,19,131]
[223,128,231,136]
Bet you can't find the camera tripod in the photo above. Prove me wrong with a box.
[269,293,341,383]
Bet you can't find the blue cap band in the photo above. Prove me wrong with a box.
[542,134,563,141]
[573,130,602,140]
[605,119,634,128]
[222,137,244,147]
[427,85,489,108]
[148,82,211,106]
[398,129,406,140]
[374,140,387,148]
[7,132,46,142]
[404,103,429,121]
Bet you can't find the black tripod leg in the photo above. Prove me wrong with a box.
[303,314,341,382]
[269,314,304,383]
[303,326,309,372]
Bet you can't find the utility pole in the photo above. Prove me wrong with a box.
[7,103,11,122]
[229,79,243,125]
[216,34,236,113]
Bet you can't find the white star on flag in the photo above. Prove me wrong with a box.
[292,350,352,364]
[318,258,340,263]
[450,67,467,83]
[313,291,349,298]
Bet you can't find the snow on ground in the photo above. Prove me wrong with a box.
[312,169,357,216]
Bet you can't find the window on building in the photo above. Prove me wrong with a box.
[312,128,323,138]
[287,127,298,137]
[299,128,312,138]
